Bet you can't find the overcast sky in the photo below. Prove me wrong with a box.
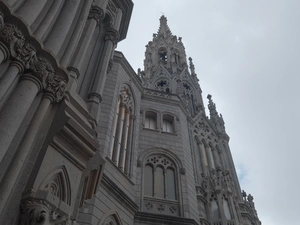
[117,1,300,224]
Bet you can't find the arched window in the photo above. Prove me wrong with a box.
[158,47,167,63]
[109,85,134,174]
[162,115,174,133]
[222,195,232,220]
[143,155,177,201]
[210,195,220,219]
[144,111,157,130]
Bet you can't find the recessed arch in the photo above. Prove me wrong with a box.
[98,211,123,225]
[38,165,71,205]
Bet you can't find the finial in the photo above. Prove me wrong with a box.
[157,15,172,37]
[207,94,217,113]
[188,57,197,77]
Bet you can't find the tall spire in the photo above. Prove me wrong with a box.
[157,15,172,37]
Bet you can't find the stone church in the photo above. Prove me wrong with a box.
[0,0,261,225]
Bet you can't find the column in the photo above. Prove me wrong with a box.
[112,104,125,165]
[0,74,42,163]
[87,10,122,123]
[0,61,24,101]
[118,109,130,171]
[0,42,9,64]
[0,92,54,211]
[68,4,106,71]
[217,194,226,223]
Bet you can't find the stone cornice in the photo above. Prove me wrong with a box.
[134,212,199,225]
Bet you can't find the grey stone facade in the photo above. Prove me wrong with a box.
[0,1,260,225]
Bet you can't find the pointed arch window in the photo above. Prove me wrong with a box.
[109,85,135,174]
[210,195,220,219]
[158,47,167,63]
[222,195,233,220]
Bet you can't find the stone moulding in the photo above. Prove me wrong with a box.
[102,173,139,214]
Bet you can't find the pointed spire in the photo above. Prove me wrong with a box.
[157,15,172,37]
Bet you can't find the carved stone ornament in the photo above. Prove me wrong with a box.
[145,202,153,210]
[31,57,55,81]
[120,86,133,108]
[20,200,73,225]
[169,206,177,214]
[45,73,67,102]
[0,24,36,68]
[180,168,186,175]
[20,200,53,225]
[104,28,119,44]
[88,6,105,25]
[157,204,165,212]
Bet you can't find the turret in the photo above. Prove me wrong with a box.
[139,15,205,117]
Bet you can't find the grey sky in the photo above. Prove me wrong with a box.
[118,1,300,224]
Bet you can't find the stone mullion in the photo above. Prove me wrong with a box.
[216,194,226,224]
[126,115,135,177]
[118,108,129,171]
[108,100,120,159]
[112,104,125,165]
[164,168,167,199]
[0,61,24,103]
[0,74,42,163]
[123,113,133,174]
[153,166,157,198]
[228,195,239,224]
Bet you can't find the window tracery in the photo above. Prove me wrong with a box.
[109,85,134,174]
[144,155,177,200]
[155,79,170,92]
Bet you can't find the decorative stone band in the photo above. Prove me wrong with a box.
[88,5,105,25]
[0,21,67,102]
[104,27,119,44]
[144,88,177,100]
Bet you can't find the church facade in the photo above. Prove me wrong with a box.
[0,1,260,225]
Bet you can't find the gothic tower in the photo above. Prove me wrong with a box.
[0,0,260,224]
[136,15,261,225]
